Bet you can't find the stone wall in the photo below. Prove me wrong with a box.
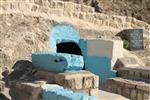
[106,78,150,100]
[33,70,99,96]
[117,67,150,83]
[0,0,150,49]
[9,81,95,100]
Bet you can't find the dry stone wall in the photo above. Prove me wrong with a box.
[106,78,150,100]
[0,0,150,67]
[0,0,150,35]
[34,70,99,96]
[118,67,150,83]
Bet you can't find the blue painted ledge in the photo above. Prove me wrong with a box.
[42,85,95,100]
[32,52,84,73]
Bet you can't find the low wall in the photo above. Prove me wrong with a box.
[34,70,99,96]
[0,0,150,49]
[118,67,150,83]
[106,78,150,100]
[9,81,95,100]
[42,84,95,100]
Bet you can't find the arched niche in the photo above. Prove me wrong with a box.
[50,23,81,55]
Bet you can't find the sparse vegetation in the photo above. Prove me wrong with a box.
[123,39,129,49]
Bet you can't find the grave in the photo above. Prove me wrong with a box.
[32,23,123,83]
[32,24,84,72]
[118,29,144,50]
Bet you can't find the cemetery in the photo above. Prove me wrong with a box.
[0,0,150,100]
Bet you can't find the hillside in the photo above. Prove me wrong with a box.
[59,0,150,24]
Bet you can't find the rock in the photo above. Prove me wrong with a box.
[9,81,42,100]
[6,60,36,82]
[0,81,5,91]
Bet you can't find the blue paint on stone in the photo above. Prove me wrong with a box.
[32,52,84,72]
[42,86,95,100]
[79,39,87,63]
[50,24,80,52]
[85,56,116,83]
[79,39,116,83]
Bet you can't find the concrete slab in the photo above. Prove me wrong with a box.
[96,90,129,100]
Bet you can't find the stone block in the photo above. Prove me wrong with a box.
[117,86,122,95]
[122,87,130,98]
[83,76,93,89]
[56,1,64,8]
[64,2,75,11]
[19,2,31,12]
[10,2,19,10]
[137,91,143,100]
[0,81,5,91]
[106,79,117,93]
[143,92,150,100]
[86,39,123,68]
[42,85,93,100]
[32,52,84,72]
[31,4,39,12]
[89,88,99,97]
[137,82,150,92]
[93,76,99,88]
[117,67,150,83]
[9,81,42,100]
[38,6,48,14]
[79,12,86,20]
[130,89,137,100]
[115,57,139,69]
[34,70,99,93]
[0,1,10,11]
[75,77,83,90]
[106,78,150,100]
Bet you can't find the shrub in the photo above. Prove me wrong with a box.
[123,39,129,49]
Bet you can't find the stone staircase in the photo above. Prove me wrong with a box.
[106,67,150,100]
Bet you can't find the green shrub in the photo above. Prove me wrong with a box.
[123,39,129,49]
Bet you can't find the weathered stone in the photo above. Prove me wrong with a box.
[106,79,117,93]
[75,77,83,90]
[9,81,42,100]
[137,91,143,100]
[31,5,39,12]
[137,82,150,92]
[83,76,93,89]
[117,67,150,83]
[143,92,150,100]
[106,78,150,100]
[34,70,99,93]
[117,86,122,95]
[130,89,137,100]
[93,75,99,88]
[0,81,5,91]
[122,87,130,98]
[89,88,99,96]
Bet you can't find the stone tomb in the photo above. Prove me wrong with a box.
[32,23,124,83]
[32,24,84,72]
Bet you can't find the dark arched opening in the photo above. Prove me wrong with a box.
[57,42,82,55]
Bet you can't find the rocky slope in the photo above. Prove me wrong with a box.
[0,0,150,68]
[58,0,150,24]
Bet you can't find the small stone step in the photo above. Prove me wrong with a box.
[34,70,99,96]
[106,77,150,100]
